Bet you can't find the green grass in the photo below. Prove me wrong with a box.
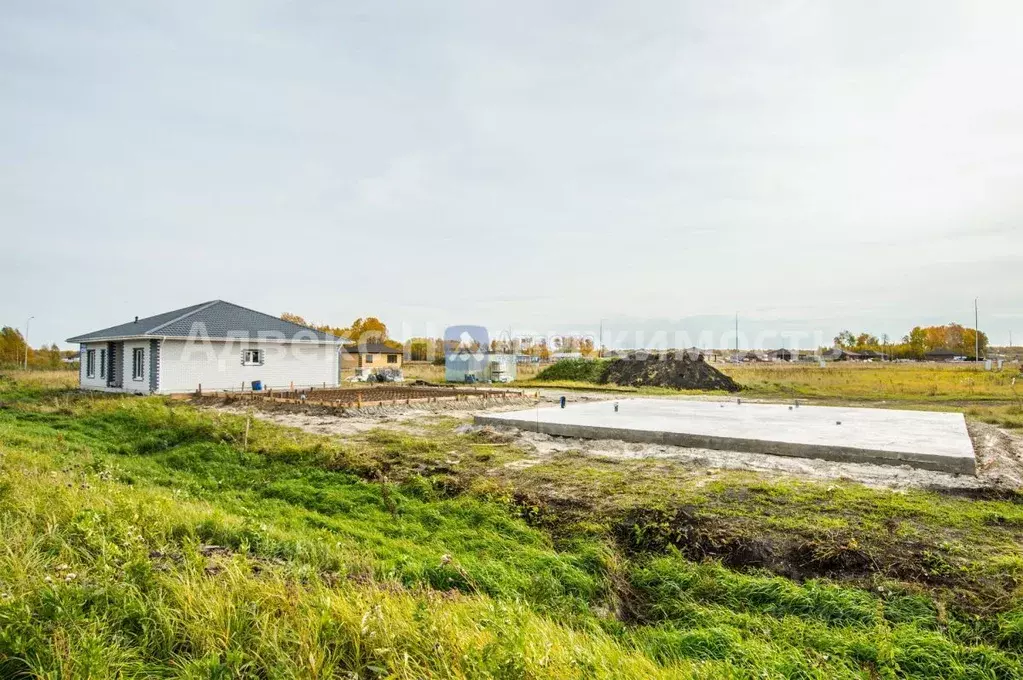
[499,454,1023,610]
[721,363,1023,428]
[721,362,1022,402]
[535,359,611,383]
[528,360,1023,402]
[965,404,1023,430]
[2,371,1023,677]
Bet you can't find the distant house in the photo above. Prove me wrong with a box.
[924,348,958,362]
[515,354,542,365]
[67,300,345,394]
[822,348,862,361]
[768,348,794,362]
[341,343,402,372]
[858,350,882,361]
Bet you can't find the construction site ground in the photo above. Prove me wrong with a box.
[192,380,1023,612]
[206,386,1023,492]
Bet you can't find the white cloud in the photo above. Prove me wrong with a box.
[1,0,1021,346]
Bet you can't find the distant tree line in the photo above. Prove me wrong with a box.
[281,313,402,350]
[833,323,989,359]
[281,313,597,363]
[0,327,74,370]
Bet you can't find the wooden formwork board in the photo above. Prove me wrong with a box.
[261,387,518,402]
[181,386,532,410]
[229,394,525,409]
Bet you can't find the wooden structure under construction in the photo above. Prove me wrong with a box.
[188,384,529,410]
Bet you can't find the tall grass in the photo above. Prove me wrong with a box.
[720,362,1021,402]
[535,358,610,383]
[1,371,1022,677]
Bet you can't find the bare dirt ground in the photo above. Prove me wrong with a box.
[209,389,599,437]
[206,393,1023,492]
[212,393,543,437]
[471,421,1023,491]
[967,420,1023,488]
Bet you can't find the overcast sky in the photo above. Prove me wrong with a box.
[2,1,1021,349]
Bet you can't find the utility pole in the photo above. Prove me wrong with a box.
[734,312,739,362]
[975,298,980,364]
[23,316,34,370]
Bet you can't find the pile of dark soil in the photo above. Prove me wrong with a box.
[602,351,741,392]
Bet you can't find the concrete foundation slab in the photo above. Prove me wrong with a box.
[475,399,976,475]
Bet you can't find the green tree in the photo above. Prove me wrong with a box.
[904,327,927,359]
[282,313,400,348]
[833,330,855,348]
[280,312,309,326]
[853,333,879,350]
[0,327,27,366]
[407,338,432,362]
[961,328,989,359]
[345,317,388,342]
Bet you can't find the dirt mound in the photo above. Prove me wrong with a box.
[602,351,740,392]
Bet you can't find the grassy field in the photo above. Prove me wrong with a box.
[2,370,1023,677]
[523,361,1023,428]
[525,360,1022,401]
[721,363,1022,402]
[722,363,1023,430]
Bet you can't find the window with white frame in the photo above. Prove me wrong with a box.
[85,350,96,378]
[242,349,264,366]
[387,354,398,364]
[364,354,374,364]
[132,347,145,381]
[100,349,106,379]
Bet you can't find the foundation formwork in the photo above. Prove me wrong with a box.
[186,384,528,409]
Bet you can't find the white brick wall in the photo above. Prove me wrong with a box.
[79,341,152,393]
[122,339,152,393]
[79,342,108,390]
[157,339,339,394]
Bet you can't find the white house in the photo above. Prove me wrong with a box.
[67,300,346,394]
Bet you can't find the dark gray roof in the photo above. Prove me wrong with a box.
[67,300,344,343]
[344,343,401,354]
